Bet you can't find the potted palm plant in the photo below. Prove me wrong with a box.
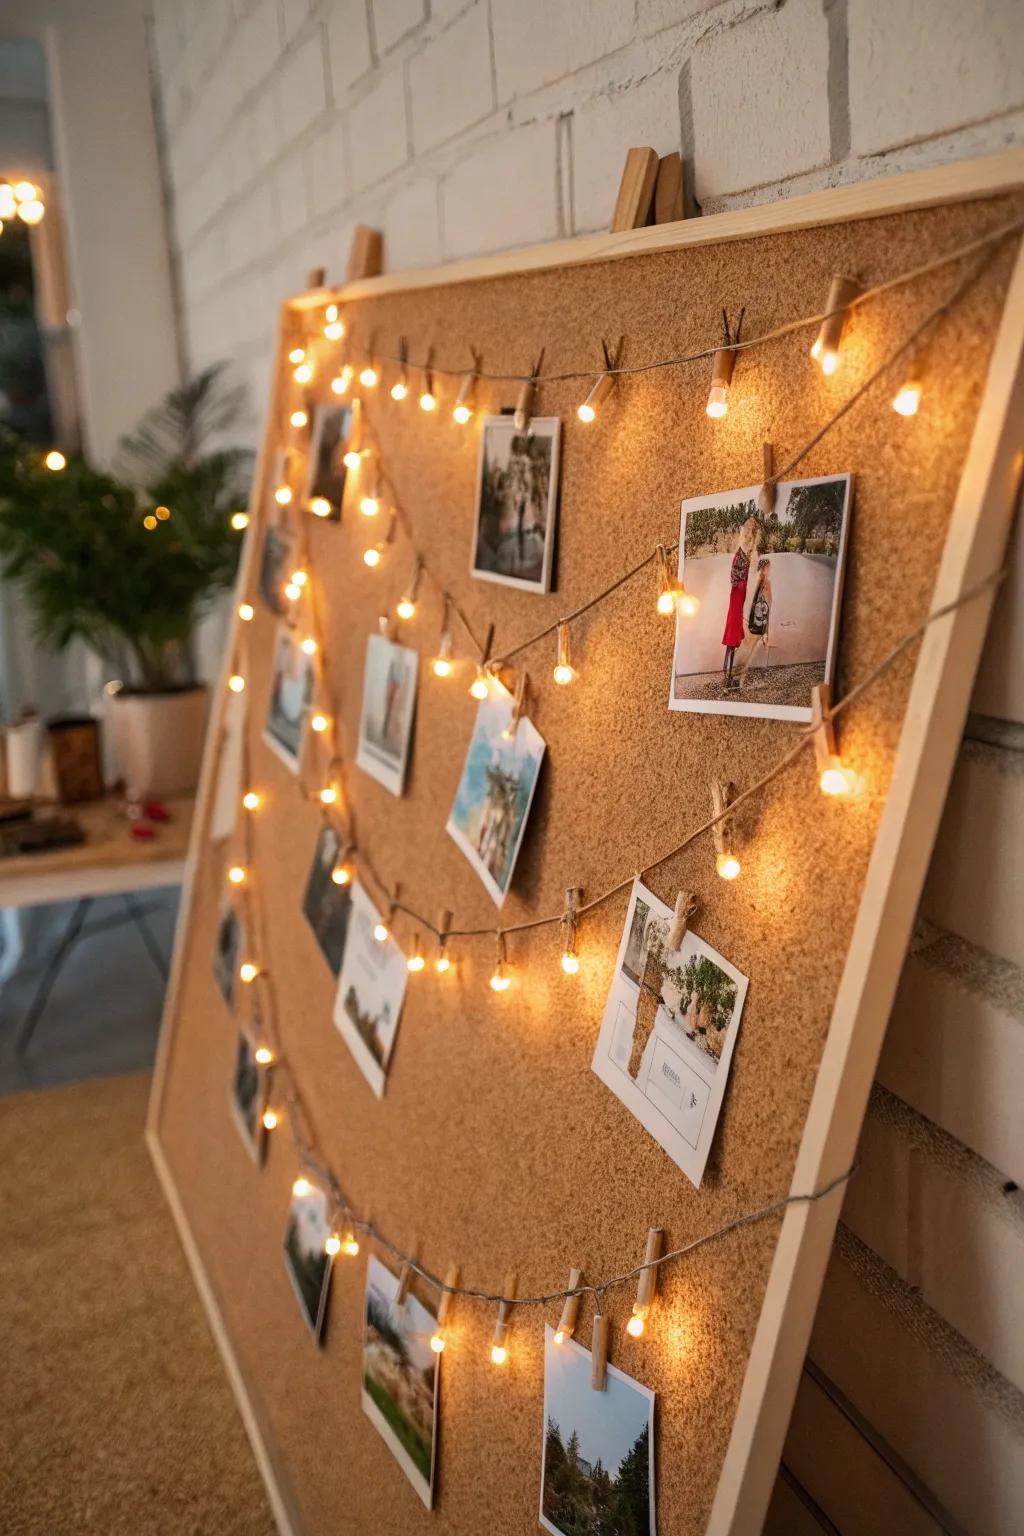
[0,364,253,798]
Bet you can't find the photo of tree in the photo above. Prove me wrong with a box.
[229,1028,268,1163]
[361,1256,440,1508]
[541,1326,655,1536]
[282,1182,333,1342]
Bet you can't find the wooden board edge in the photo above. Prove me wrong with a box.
[706,232,1024,1535]
[286,148,1024,308]
[146,1128,299,1536]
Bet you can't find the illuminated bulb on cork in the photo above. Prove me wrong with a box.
[407,943,426,974]
[342,447,362,471]
[288,347,305,365]
[293,362,313,384]
[238,602,254,622]
[391,377,408,402]
[331,862,352,887]
[227,673,245,693]
[452,370,476,425]
[892,379,922,417]
[284,582,301,602]
[44,449,66,471]
[227,864,246,885]
[363,545,382,568]
[552,622,575,686]
[469,669,490,701]
[811,275,861,376]
[324,321,344,341]
[819,755,854,798]
[254,1046,273,1066]
[490,1343,507,1365]
[359,493,380,517]
[290,569,308,587]
[324,1234,342,1256]
[300,637,318,656]
[626,1307,646,1338]
[242,790,261,812]
[289,409,308,429]
[430,1331,446,1354]
[396,596,416,621]
[341,1233,360,1257]
[311,712,329,734]
[319,785,338,806]
[373,919,390,944]
[310,496,332,518]
[419,387,437,412]
[716,852,741,881]
[359,362,379,388]
[230,512,250,531]
[677,589,700,618]
[577,370,614,422]
[560,950,580,976]
[239,961,258,984]
[490,936,511,992]
[292,1175,313,1198]
[262,1107,279,1130]
[435,953,451,975]
[331,366,352,397]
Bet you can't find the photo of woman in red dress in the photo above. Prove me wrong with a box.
[721,517,758,690]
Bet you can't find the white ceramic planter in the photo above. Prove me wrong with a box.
[107,685,209,799]
[5,716,43,798]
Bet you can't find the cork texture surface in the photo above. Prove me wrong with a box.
[153,193,1022,1535]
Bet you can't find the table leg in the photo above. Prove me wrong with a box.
[122,893,169,983]
[13,897,93,1054]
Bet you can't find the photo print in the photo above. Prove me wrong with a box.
[355,633,419,797]
[471,416,561,593]
[591,879,748,1188]
[303,402,353,520]
[361,1255,441,1509]
[282,1178,333,1342]
[264,621,316,772]
[446,677,546,908]
[229,1026,269,1164]
[302,822,352,975]
[540,1324,655,1536]
[258,525,294,615]
[332,881,409,1097]
[669,473,853,721]
[212,899,243,1009]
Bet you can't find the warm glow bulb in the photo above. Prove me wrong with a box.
[227,865,246,885]
[678,591,700,618]
[155,505,170,521]
[311,713,329,734]
[435,954,451,975]
[892,381,922,417]
[820,349,839,376]
[490,971,511,993]
[325,1235,342,1256]
[819,758,854,797]
[342,1236,360,1256]
[343,449,361,471]
[359,365,379,388]
[290,569,307,587]
[490,1344,507,1366]
[363,546,382,568]
[373,922,389,944]
[656,590,676,617]
[430,1332,446,1354]
[231,512,250,530]
[0,184,14,218]
[242,791,261,811]
[289,347,305,365]
[143,515,158,530]
[396,598,416,621]
[16,199,44,225]
[289,409,308,428]
[359,494,379,517]
[325,304,339,323]
[44,449,66,472]
[419,391,437,412]
[331,864,351,887]
[453,403,472,425]
[13,181,36,202]
[626,1311,645,1338]
[274,484,293,505]
[228,674,245,693]
[262,1108,279,1130]
[554,1330,565,1346]
[239,961,258,984]
[293,362,313,384]
[292,1176,312,1197]
[390,381,408,402]
[407,954,425,973]
[331,372,349,396]
[238,602,255,622]
[577,402,596,423]
[310,496,332,518]
[320,786,338,805]
[706,385,729,419]
[469,673,489,701]
[560,951,580,976]
[284,582,301,602]
[300,637,317,656]
[432,657,452,679]
[552,663,575,686]
[254,1046,273,1066]
[716,852,741,881]
[324,321,344,341]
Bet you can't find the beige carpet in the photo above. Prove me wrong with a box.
[0,1071,276,1535]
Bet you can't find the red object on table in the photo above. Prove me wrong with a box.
[143,801,171,823]
[130,822,157,841]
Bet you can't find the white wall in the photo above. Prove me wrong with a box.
[147,0,1024,443]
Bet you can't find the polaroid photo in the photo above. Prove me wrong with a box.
[540,1323,656,1536]
[229,1027,269,1165]
[669,473,853,722]
[302,822,352,976]
[591,879,748,1189]
[282,1179,333,1343]
[356,633,418,797]
[209,686,247,843]
[213,900,243,1009]
[471,415,561,593]
[362,1255,441,1509]
[332,881,408,1098]
[446,676,546,908]
[264,621,316,772]
[303,402,353,520]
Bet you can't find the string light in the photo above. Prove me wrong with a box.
[577,371,614,422]
[490,1285,514,1364]
[310,496,332,518]
[716,852,741,880]
[396,559,423,622]
[44,449,66,472]
[560,887,581,976]
[284,581,301,602]
[300,637,318,656]
[892,351,924,417]
[706,348,735,419]
[262,1107,279,1130]
[342,407,364,470]
[275,484,293,505]
[554,1271,583,1343]
[324,1234,342,1256]
[254,1045,274,1066]
[239,961,259,984]
[552,622,575,685]
[155,505,170,521]
[323,304,345,342]
[331,858,352,887]
[432,599,454,677]
[363,545,383,568]
[292,1175,313,1197]
[311,712,329,734]
[407,935,425,973]
[319,785,338,806]
[230,512,250,530]
[811,683,855,797]
[452,370,476,425]
[712,780,741,880]
[289,408,308,428]
[359,489,380,518]
[373,914,391,944]
[143,515,158,530]
[469,667,490,701]
[391,341,410,401]
[288,347,305,365]
[626,1229,663,1338]
[227,864,247,885]
[340,1232,360,1257]
[811,274,861,375]
[435,912,453,974]
[242,790,262,812]
[419,361,437,412]
[238,602,254,622]
[359,360,379,388]
[293,361,313,384]
[331,365,353,396]
[227,673,245,693]
[489,933,511,992]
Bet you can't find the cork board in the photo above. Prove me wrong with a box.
[149,159,1024,1536]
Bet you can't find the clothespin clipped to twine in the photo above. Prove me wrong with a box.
[758,439,777,517]
[666,891,699,950]
[555,1267,583,1343]
[395,1259,413,1307]
[591,1300,610,1392]
[809,684,838,776]
[502,671,528,737]
[433,1263,459,1349]
[578,337,622,421]
[627,1228,664,1338]
[492,1272,517,1361]
[711,780,741,879]
[378,612,398,642]
[514,349,545,432]
[708,308,745,413]
[436,908,453,972]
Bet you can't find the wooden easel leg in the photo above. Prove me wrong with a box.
[610,146,660,231]
[345,225,383,283]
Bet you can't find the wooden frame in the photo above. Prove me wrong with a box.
[147,149,1024,1536]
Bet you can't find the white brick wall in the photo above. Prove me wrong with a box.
[146,0,1024,434]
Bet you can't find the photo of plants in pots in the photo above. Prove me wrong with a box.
[0,364,253,798]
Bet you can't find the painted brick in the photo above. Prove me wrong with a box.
[371,0,427,54]
[236,0,283,96]
[441,120,560,259]
[407,4,494,153]
[849,0,1024,157]
[639,0,729,37]
[572,68,682,233]
[280,0,311,45]
[689,0,831,197]
[492,0,635,102]
[349,69,409,191]
[383,175,442,270]
[306,114,351,218]
[325,0,373,97]
[277,28,329,142]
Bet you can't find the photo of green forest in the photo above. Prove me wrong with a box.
[541,1327,654,1536]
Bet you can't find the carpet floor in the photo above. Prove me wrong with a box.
[0,1070,275,1535]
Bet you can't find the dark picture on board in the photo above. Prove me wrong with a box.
[283,1180,333,1342]
[304,403,352,519]
[302,822,352,975]
[471,416,561,593]
[213,901,243,1008]
[229,1028,269,1163]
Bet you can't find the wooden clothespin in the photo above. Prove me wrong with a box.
[711,780,740,878]
[436,909,453,973]
[345,225,383,284]
[666,891,698,949]
[628,1228,664,1336]
[395,1260,413,1307]
[578,337,620,421]
[707,308,745,417]
[378,612,398,642]
[492,1272,517,1362]
[306,265,326,290]
[503,671,528,737]
[591,1306,610,1392]
[758,440,777,517]
[811,274,861,371]
[433,1262,459,1348]
[514,349,545,432]
[810,683,852,796]
[555,1267,582,1343]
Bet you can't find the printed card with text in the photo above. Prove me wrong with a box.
[591,879,748,1187]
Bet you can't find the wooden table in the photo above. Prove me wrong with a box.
[0,793,194,1052]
